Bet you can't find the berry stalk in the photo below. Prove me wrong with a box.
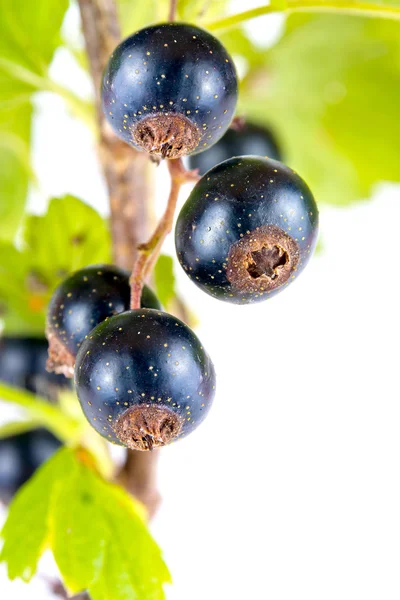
[168,0,178,22]
[130,159,199,309]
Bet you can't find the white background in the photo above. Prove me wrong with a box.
[1,3,400,599]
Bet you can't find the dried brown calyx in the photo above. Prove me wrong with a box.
[46,331,75,378]
[133,113,201,159]
[114,404,183,451]
[227,225,299,294]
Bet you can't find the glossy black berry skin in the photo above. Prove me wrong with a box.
[75,309,216,446]
[0,429,61,503]
[175,156,319,304]
[47,265,160,358]
[188,122,282,176]
[102,23,238,158]
[0,337,67,398]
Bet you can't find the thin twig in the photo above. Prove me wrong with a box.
[130,159,199,310]
[168,0,178,21]
[205,0,400,31]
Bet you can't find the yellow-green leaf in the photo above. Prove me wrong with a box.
[238,14,400,204]
[0,448,171,600]
[154,254,176,308]
[51,458,107,593]
[0,0,69,240]
[0,196,111,336]
[0,449,70,581]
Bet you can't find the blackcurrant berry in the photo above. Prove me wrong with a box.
[47,265,160,376]
[0,337,67,399]
[74,309,216,450]
[175,156,319,304]
[188,121,282,176]
[0,429,61,503]
[102,23,238,159]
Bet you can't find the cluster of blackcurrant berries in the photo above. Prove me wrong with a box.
[46,23,318,451]
[47,265,216,450]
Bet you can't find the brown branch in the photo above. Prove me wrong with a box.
[77,0,158,516]
[78,0,151,269]
[130,159,200,309]
[116,449,161,518]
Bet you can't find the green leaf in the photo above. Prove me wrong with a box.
[219,28,267,71]
[153,254,198,328]
[0,383,114,478]
[0,103,33,240]
[89,477,170,600]
[0,196,111,336]
[0,382,80,443]
[0,419,42,439]
[89,542,138,600]
[177,0,230,22]
[1,448,171,599]
[51,457,107,592]
[0,0,69,241]
[116,0,169,37]
[237,14,400,205]
[116,0,229,36]
[0,449,70,581]
[154,255,176,308]
[23,195,112,279]
[271,0,288,8]
[0,0,68,73]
